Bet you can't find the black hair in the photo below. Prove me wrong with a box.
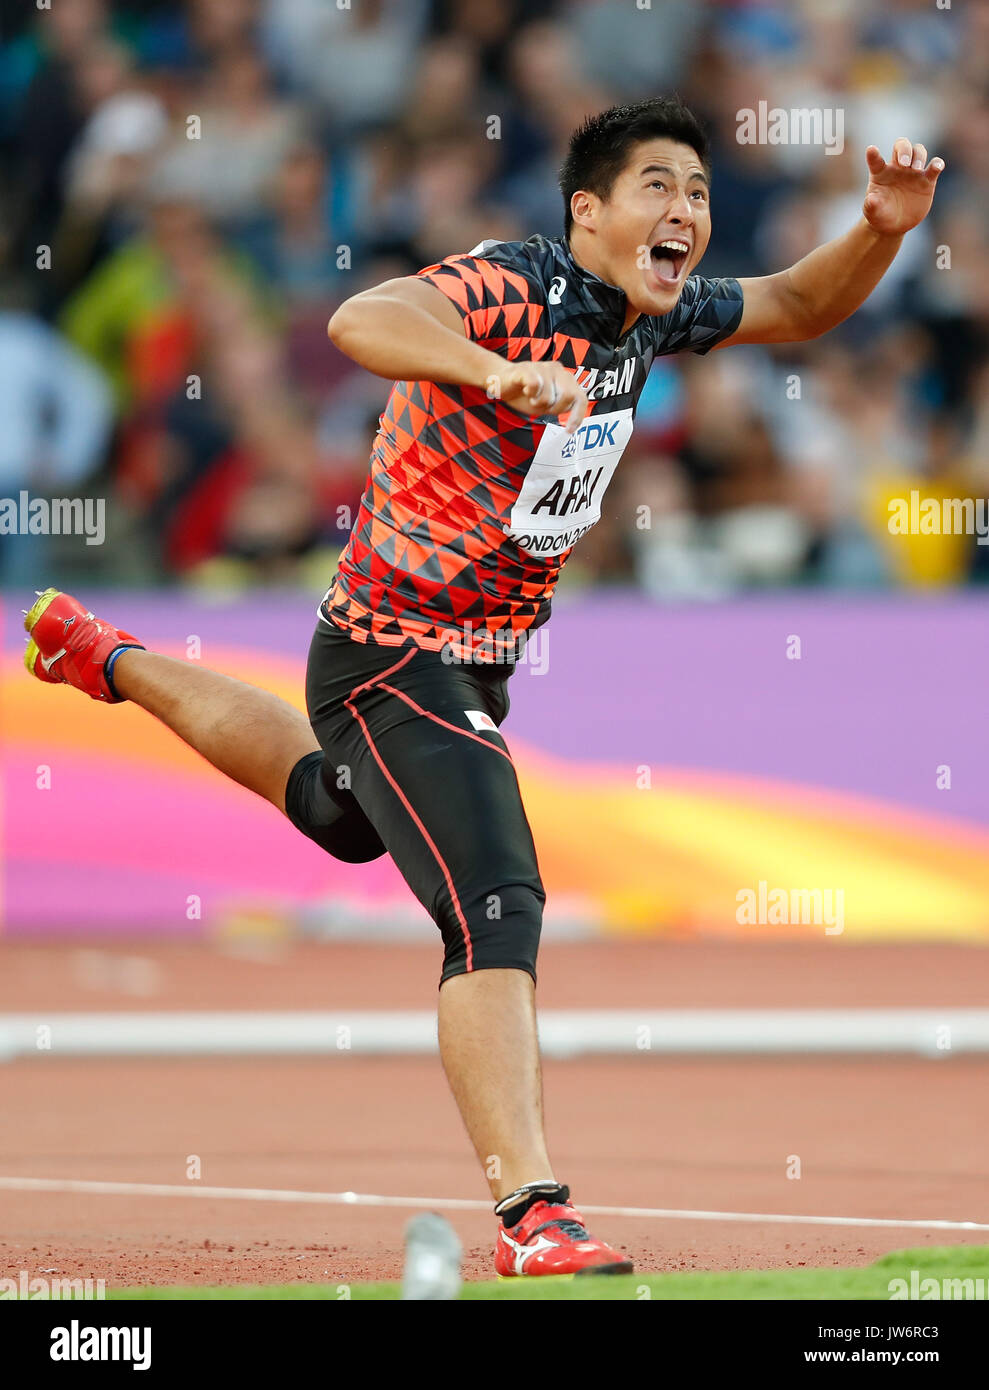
[559,97,711,236]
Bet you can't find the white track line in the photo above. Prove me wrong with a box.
[5,1008,989,1058]
[0,1176,986,1233]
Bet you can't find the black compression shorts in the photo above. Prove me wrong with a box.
[285,618,545,984]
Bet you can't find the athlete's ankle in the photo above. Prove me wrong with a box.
[495,1180,569,1227]
[103,643,146,701]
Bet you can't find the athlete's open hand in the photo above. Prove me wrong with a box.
[484,361,589,434]
[863,139,945,238]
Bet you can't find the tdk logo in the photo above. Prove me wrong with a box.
[561,419,620,455]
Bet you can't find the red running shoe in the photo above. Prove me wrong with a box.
[494,1197,633,1277]
[24,588,144,704]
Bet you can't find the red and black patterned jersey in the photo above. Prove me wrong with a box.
[322,234,744,660]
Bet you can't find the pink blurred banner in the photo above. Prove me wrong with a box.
[4,591,989,940]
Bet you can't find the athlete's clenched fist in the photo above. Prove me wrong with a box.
[483,361,589,434]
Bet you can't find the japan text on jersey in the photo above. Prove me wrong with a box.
[323,235,744,661]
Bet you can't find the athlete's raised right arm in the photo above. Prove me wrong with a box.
[328,276,588,432]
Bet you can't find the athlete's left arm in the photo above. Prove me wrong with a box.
[714,138,945,347]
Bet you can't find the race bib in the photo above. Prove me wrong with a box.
[505,408,633,557]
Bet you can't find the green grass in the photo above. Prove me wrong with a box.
[110,1244,989,1301]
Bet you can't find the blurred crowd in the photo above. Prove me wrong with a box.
[0,0,986,594]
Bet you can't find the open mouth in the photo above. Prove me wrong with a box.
[650,238,690,287]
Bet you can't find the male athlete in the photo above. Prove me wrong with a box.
[25,100,943,1277]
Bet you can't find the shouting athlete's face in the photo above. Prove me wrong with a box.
[570,139,712,326]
